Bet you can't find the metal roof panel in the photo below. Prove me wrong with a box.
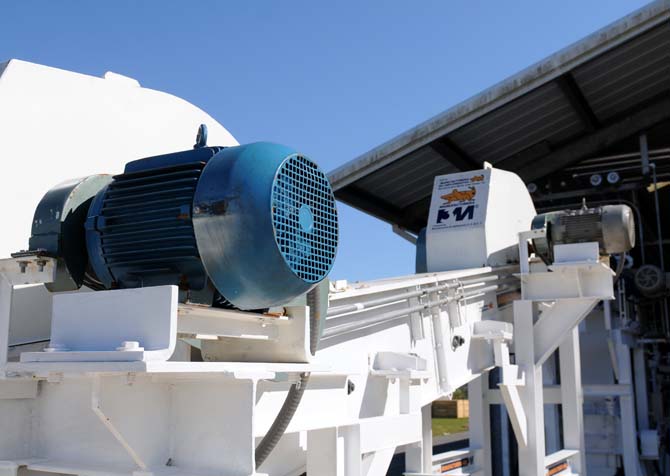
[329,0,670,191]
[328,0,670,231]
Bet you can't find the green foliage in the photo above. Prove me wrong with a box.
[452,385,468,400]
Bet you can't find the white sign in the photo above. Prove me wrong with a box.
[428,170,490,232]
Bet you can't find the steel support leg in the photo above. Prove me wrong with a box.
[514,300,545,476]
[0,276,12,372]
[559,326,586,475]
[616,341,641,476]
[469,373,492,476]
[405,404,432,474]
[307,427,345,476]
[307,425,362,476]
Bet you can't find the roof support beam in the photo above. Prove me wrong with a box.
[499,140,552,172]
[335,186,406,227]
[556,73,600,131]
[400,196,432,233]
[429,137,480,171]
[515,95,670,182]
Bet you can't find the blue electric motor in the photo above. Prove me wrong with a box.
[29,139,338,310]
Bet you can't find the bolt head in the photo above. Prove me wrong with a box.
[116,341,143,351]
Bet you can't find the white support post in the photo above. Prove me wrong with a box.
[514,300,545,476]
[559,326,585,475]
[430,294,450,393]
[0,275,11,373]
[343,425,362,476]
[421,403,432,471]
[469,373,492,476]
[307,425,361,476]
[307,427,344,476]
[405,404,432,474]
[615,339,641,476]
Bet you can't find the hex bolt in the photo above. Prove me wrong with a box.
[116,341,143,352]
[451,335,465,350]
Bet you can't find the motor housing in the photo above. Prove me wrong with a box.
[532,204,635,262]
[29,142,338,310]
[28,174,113,292]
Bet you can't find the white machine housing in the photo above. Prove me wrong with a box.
[426,167,536,271]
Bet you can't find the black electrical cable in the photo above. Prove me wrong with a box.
[83,271,106,291]
[613,253,626,285]
[530,241,551,267]
[254,286,321,469]
[254,372,310,469]
[306,285,321,355]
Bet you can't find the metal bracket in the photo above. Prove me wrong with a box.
[0,256,57,373]
[475,321,529,448]
[20,286,178,363]
[199,306,312,363]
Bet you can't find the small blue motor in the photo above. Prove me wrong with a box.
[29,138,338,310]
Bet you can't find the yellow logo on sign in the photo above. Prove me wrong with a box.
[441,187,476,203]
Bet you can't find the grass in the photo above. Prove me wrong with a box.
[432,417,469,436]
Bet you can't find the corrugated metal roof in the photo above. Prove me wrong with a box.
[448,81,584,165]
[572,21,670,120]
[356,147,455,208]
[329,0,670,232]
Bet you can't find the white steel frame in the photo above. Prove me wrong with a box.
[0,231,615,476]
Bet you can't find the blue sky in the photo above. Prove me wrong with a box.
[0,0,650,281]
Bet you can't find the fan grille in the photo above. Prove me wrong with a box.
[271,155,338,283]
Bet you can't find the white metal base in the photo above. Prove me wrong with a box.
[0,238,618,476]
